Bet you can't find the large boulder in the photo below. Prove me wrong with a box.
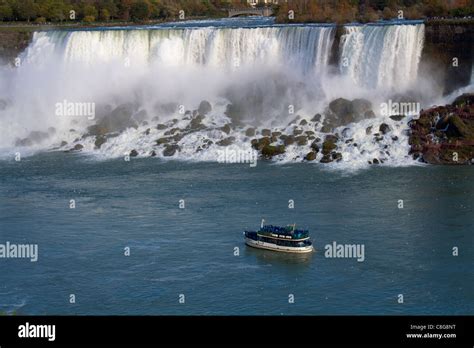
[251,137,271,151]
[198,100,212,115]
[163,144,180,157]
[87,104,138,137]
[304,151,317,161]
[261,145,285,159]
[323,98,374,131]
[245,127,256,137]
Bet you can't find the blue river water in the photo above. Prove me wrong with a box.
[0,153,472,315]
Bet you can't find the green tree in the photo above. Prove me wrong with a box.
[98,0,119,19]
[15,0,39,22]
[83,14,95,22]
[99,8,110,20]
[83,4,98,19]
[0,3,13,21]
[130,0,151,21]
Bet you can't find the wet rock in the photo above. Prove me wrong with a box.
[70,144,84,151]
[389,115,405,121]
[293,128,304,136]
[320,154,333,163]
[304,151,317,161]
[299,119,308,126]
[372,158,380,164]
[320,125,332,133]
[217,137,235,146]
[324,98,374,130]
[261,145,285,159]
[157,124,167,130]
[163,145,180,157]
[310,140,320,152]
[156,137,170,145]
[351,98,373,115]
[311,114,322,122]
[164,127,180,136]
[366,126,373,135]
[198,100,212,115]
[379,123,391,135]
[172,133,184,142]
[60,141,68,147]
[283,135,295,146]
[272,131,282,137]
[391,136,399,141]
[452,93,474,107]
[95,135,107,149]
[150,150,156,157]
[305,130,315,136]
[261,129,271,137]
[374,134,384,142]
[325,134,338,143]
[187,114,205,131]
[332,152,343,162]
[251,137,271,151]
[224,103,245,126]
[130,149,138,157]
[342,128,351,138]
[322,141,337,155]
[144,128,151,136]
[87,103,138,137]
[220,124,232,134]
[245,127,256,137]
[295,135,308,146]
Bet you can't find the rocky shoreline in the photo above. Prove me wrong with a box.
[9,93,474,166]
[409,93,474,164]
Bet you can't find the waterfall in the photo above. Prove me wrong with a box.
[1,21,433,167]
[24,26,335,74]
[339,23,425,90]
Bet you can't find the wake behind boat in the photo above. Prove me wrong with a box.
[244,220,314,254]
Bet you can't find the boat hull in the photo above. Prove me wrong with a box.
[245,237,314,254]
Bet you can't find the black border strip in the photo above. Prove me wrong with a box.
[0,315,472,346]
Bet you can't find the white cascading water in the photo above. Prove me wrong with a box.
[339,23,425,90]
[0,22,432,168]
[25,26,335,72]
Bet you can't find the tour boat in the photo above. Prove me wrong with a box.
[244,220,314,254]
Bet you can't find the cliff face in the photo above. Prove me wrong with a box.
[422,22,473,95]
[0,31,33,66]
